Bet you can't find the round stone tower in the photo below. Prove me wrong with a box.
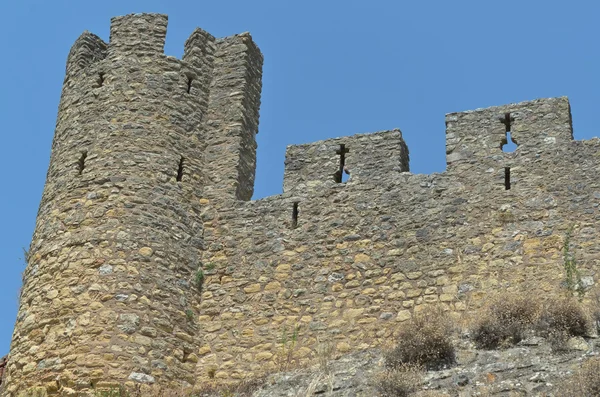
[4,13,263,395]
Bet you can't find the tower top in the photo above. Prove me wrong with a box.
[109,13,169,56]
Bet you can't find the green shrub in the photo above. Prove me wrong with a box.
[386,307,455,370]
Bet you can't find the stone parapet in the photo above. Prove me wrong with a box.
[283,129,410,194]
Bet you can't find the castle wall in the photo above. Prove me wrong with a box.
[196,98,600,382]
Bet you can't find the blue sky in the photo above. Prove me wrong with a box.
[1,0,599,356]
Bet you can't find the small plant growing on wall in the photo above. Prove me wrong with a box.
[563,227,585,299]
[194,268,204,291]
[497,209,515,224]
[193,263,215,292]
[185,309,195,323]
[278,325,300,371]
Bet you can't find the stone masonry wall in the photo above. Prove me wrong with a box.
[197,97,600,383]
[5,12,600,396]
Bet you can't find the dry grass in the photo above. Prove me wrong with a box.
[386,307,455,371]
[194,378,266,397]
[92,378,266,397]
[374,364,423,397]
[316,338,335,374]
[414,391,452,397]
[375,308,454,396]
[94,386,194,397]
[556,356,600,396]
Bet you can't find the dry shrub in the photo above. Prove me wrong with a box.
[538,298,589,337]
[471,293,540,349]
[386,307,455,370]
[472,292,592,351]
[374,364,422,397]
[537,298,590,352]
[557,357,600,396]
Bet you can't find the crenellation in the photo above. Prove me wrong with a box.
[445,96,573,169]
[283,129,409,194]
[203,33,264,203]
[108,13,168,57]
[65,32,107,80]
[183,28,216,110]
[6,12,600,396]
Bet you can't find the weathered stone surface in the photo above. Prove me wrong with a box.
[4,10,600,397]
[128,372,155,384]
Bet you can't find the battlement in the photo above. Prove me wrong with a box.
[283,129,409,194]
[65,32,108,78]
[445,97,573,168]
[108,13,168,56]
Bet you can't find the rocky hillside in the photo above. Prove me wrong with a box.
[248,333,598,396]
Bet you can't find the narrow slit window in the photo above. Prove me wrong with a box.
[504,167,511,190]
[334,144,350,183]
[500,112,518,152]
[177,156,185,182]
[186,77,193,94]
[291,202,299,229]
[77,151,87,175]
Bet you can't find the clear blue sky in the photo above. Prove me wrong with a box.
[1,0,599,356]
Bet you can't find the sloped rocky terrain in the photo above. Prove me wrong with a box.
[249,333,599,397]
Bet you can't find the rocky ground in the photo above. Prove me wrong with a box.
[247,333,599,397]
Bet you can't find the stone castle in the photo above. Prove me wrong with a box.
[3,12,600,396]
